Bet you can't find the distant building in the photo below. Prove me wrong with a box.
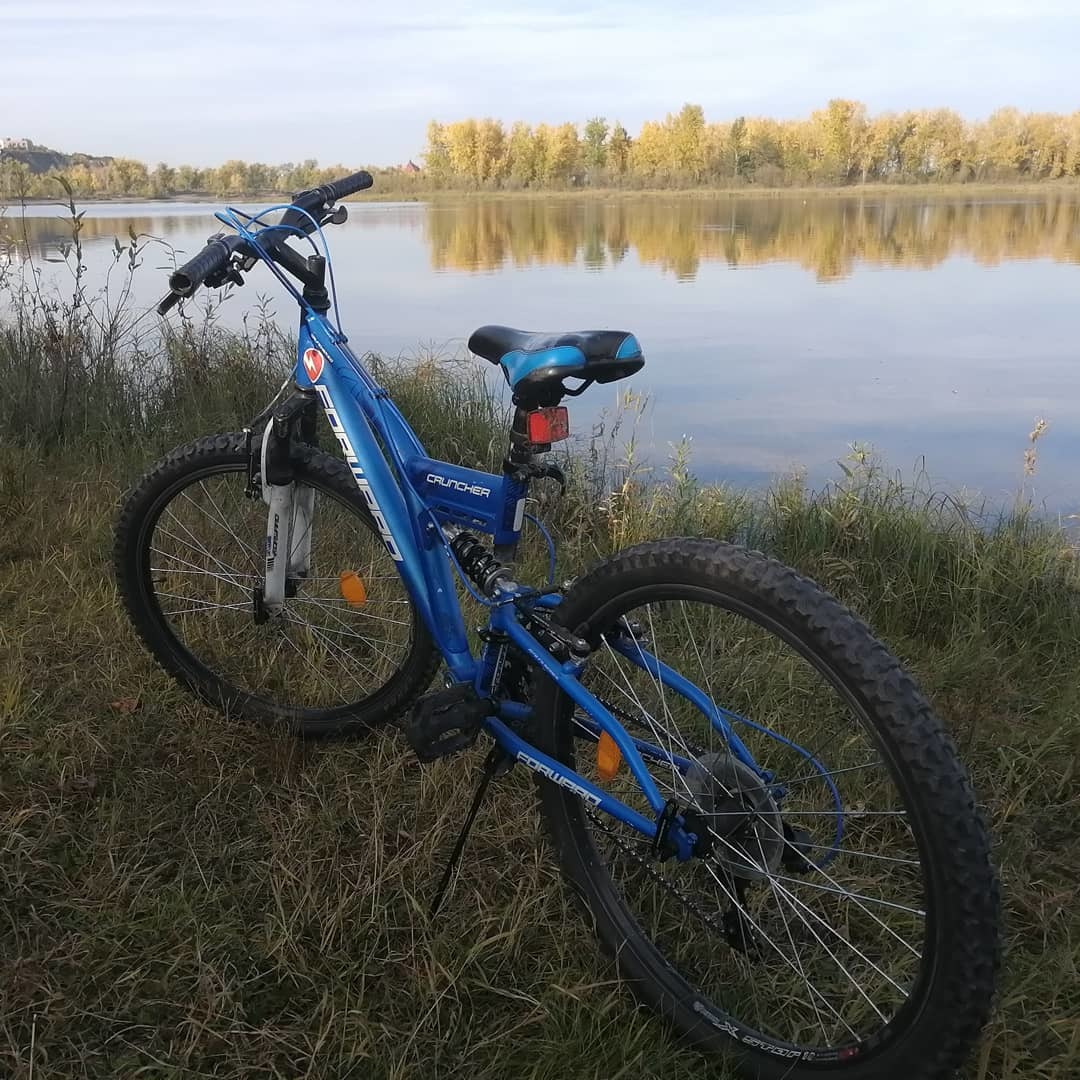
[1,137,30,150]
[403,160,421,174]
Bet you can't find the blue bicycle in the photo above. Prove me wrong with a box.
[114,171,999,1079]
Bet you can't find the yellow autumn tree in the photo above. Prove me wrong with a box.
[608,123,632,175]
[507,122,537,186]
[630,121,668,180]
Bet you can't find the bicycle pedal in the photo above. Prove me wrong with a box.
[405,683,490,763]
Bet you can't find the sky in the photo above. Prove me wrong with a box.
[1,1,1077,167]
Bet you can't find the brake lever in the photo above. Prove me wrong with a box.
[205,262,245,290]
[322,204,348,226]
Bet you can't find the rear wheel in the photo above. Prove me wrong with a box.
[534,538,999,1079]
[114,432,438,735]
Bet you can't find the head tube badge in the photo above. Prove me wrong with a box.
[303,348,325,381]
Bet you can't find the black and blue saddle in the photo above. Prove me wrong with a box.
[469,325,645,406]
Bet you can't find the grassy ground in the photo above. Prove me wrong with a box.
[1,295,1079,1078]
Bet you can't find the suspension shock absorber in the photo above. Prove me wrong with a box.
[448,528,593,661]
[449,530,515,596]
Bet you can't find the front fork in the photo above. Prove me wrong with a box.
[255,390,319,617]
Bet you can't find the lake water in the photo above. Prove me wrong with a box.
[4,193,1079,508]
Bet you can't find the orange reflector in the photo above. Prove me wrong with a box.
[339,570,367,607]
[527,406,570,445]
[596,730,622,781]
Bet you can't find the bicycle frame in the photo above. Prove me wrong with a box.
[267,305,769,853]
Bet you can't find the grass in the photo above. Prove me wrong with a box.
[1,255,1079,1079]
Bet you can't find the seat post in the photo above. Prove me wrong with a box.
[507,405,537,467]
[493,406,537,564]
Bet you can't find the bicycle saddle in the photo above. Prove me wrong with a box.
[468,325,645,405]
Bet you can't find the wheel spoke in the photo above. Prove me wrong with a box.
[767,875,912,997]
[699,859,867,1037]
[601,630,697,804]
[289,594,411,627]
[796,842,921,867]
[158,512,248,584]
[763,873,832,1043]
[767,873,925,918]
[288,576,406,588]
[273,622,352,705]
[291,618,381,690]
[283,613,396,675]
[777,761,885,788]
[733,810,908,818]
[183,482,262,569]
[150,545,255,592]
[753,866,888,1024]
[151,566,256,579]
[699,772,927,954]
[159,595,251,616]
[595,640,911,1035]
[285,589,407,668]
[154,590,247,607]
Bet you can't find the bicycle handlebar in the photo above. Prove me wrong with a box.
[169,234,250,296]
[157,169,374,314]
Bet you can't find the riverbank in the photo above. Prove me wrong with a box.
[0,293,1078,1077]
[420,178,1080,202]
[4,177,1080,210]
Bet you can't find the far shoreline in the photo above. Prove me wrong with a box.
[3,178,1079,210]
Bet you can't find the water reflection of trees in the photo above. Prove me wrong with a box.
[424,194,1080,281]
[6,196,1077,283]
[0,204,423,262]
[0,213,205,263]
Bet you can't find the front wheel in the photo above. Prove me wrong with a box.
[533,538,999,1079]
[114,432,438,735]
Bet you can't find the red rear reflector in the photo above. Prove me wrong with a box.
[527,406,570,445]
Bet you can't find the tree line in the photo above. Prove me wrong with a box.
[424,102,1080,188]
[3,100,1080,200]
[0,158,419,202]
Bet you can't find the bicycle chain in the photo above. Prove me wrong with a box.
[583,804,745,943]
[494,652,757,946]
[576,698,757,951]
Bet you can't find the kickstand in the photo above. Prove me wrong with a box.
[429,744,505,918]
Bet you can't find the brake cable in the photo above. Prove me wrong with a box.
[219,202,347,339]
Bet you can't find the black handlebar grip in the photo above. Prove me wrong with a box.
[317,171,374,203]
[169,235,244,296]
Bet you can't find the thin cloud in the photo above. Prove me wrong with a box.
[1,1,1076,165]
